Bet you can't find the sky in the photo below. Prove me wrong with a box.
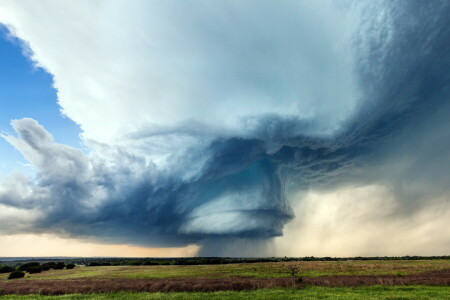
[0,0,449,257]
[0,25,81,176]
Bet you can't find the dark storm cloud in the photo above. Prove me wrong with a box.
[0,119,294,246]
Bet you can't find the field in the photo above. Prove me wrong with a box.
[0,286,450,300]
[0,260,449,299]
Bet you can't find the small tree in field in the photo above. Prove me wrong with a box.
[8,271,25,280]
[289,265,300,276]
[41,262,56,271]
[53,262,65,270]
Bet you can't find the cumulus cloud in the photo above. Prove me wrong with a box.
[0,0,449,255]
[0,0,357,147]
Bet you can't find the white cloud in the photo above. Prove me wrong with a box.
[0,0,358,152]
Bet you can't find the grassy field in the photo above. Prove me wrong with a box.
[0,286,449,300]
[1,260,449,281]
[0,260,448,299]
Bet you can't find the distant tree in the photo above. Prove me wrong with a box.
[8,271,25,280]
[18,262,40,272]
[53,262,65,270]
[27,266,42,274]
[0,266,14,273]
[128,260,142,266]
[66,263,76,269]
[41,262,56,271]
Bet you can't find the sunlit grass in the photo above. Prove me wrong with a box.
[1,286,449,299]
[1,260,448,281]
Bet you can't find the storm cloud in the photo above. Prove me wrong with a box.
[0,0,449,255]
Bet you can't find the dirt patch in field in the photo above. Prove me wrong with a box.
[302,268,450,287]
[0,269,448,295]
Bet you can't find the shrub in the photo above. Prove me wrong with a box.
[18,262,40,271]
[27,266,42,274]
[41,262,56,271]
[289,265,300,276]
[8,271,25,280]
[0,266,14,273]
[66,263,76,269]
[88,262,102,267]
[53,262,65,270]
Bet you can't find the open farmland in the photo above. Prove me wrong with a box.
[0,259,449,298]
[1,259,449,280]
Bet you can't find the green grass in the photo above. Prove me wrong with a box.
[1,286,449,299]
[1,261,448,299]
[1,260,448,281]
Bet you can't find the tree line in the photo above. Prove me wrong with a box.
[0,261,75,280]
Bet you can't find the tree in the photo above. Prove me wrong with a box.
[289,265,300,276]
[27,266,42,274]
[8,271,25,280]
[41,262,56,271]
[18,262,40,271]
[53,262,65,270]
[0,266,14,273]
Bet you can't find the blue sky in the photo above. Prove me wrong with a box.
[0,25,81,177]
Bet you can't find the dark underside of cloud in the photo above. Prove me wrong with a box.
[0,0,449,254]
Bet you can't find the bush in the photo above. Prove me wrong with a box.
[18,262,40,271]
[289,265,300,276]
[0,266,14,273]
[53,262,65,270]
[8,271,25,280]
[27,266,42,274]
[66,263,76,269]
[41,262,56,271]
